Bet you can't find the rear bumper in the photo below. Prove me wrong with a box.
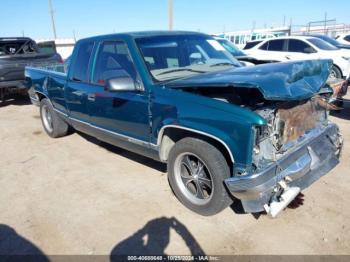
[225,123,343,214]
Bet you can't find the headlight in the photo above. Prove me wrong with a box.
[254,125,270,143]
[253,125,269,155]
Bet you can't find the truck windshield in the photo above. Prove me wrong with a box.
[136,34,242,82]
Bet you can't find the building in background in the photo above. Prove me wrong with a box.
[214,26,291,49]
[296,23,350,37]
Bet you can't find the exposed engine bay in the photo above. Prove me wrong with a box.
[179,85,335,169]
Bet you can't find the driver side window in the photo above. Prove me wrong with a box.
[93,41,137,85]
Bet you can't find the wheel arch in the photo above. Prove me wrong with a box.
[158,125,235,169]
[35,91,49,101]
[332,64,343,78]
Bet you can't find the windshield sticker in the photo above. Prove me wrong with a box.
[207,40,225,51]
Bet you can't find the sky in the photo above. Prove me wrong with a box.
[0,0,349,40]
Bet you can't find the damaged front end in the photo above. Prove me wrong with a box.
[226,96,343,217]
[167,59,343,217]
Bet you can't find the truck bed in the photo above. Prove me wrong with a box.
[26,63,68,75]
[25,64,68,108]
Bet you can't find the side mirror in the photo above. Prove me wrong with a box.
[304,47,316,54]
[106,76,137,92]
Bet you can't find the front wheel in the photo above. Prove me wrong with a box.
[168,137,233,216]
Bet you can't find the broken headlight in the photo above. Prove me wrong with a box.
[253,125,270,155]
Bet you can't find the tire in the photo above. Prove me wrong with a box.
[168,137,233,216]
[40,98,69,138]
[330,65,342,80]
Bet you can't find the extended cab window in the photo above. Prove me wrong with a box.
[93,41,137,85]
[71,41,94,82]
[288,39,314,53]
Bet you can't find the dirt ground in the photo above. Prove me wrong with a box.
[0,94,349,257]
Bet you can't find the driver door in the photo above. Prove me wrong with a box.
[87,40,150,144]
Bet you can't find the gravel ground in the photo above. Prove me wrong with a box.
[0,94,349,256]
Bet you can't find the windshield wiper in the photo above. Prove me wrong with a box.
[210,62,236,67]
[156,68,206,76]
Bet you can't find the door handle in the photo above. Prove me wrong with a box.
[87,93,96,101]
[285,55,291,60]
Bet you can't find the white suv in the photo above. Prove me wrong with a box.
[245,36,350,79]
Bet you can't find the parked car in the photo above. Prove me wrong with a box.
[244,36,350,79]
[215,37,278,66]
[336,33,350,45]
[25,32,343,218]
[0,37,62,102]
[308,34,350,50]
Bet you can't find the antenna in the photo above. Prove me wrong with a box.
[48,0,57,39]
[168,0,173,30]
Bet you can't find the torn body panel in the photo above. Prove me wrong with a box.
[225,123,343,214]
[173,69,342,216]
[166,59,333,101]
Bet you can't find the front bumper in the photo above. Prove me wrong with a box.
[225,123,343,214]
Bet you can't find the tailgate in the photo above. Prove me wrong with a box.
[0,55,58,82]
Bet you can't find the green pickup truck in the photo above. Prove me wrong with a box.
[25,31,343,217]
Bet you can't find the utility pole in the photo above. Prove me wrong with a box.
[73,30,77,42]
[168,0,173,31]
[252,21,256,32]
[48,0,57,39]
[289,18,293,36]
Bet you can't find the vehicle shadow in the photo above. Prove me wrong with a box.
[0,94,31,108]
[0,224,49,261]
[330,98,350,120]
[110,217,205,259]
[77,132,167,173]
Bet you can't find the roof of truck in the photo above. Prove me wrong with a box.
[79,31,207,42]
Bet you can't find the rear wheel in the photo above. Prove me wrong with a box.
[168,137,232,216]
[40,98,69,138]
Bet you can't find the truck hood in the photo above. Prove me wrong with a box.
[165,59,332,101]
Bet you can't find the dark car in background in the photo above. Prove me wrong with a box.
[0,37,62,102]
[308,34,350,50]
